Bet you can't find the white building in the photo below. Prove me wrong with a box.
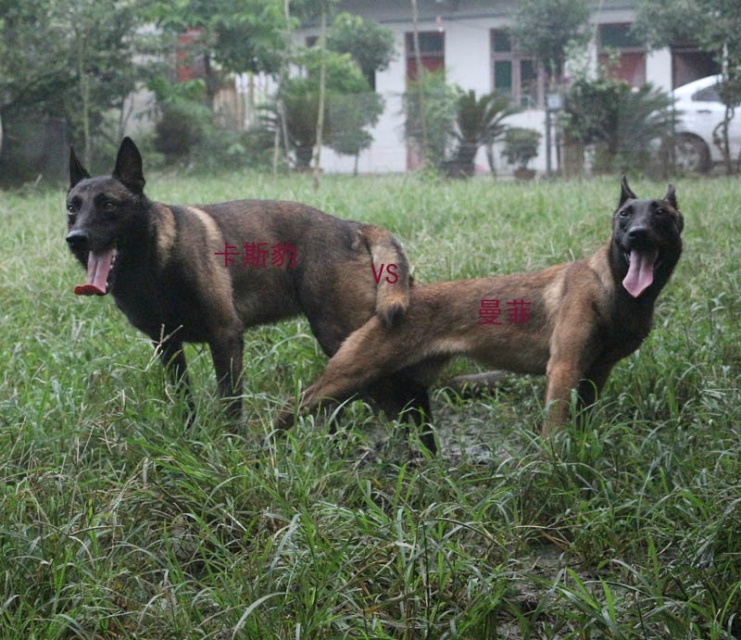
[294,0,717,175]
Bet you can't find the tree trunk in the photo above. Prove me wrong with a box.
[76,29,91,167]
[410,0,428,167]
[273,0,293,175]
[313,5,328,189]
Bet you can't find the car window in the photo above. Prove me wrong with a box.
[693,84,720,103]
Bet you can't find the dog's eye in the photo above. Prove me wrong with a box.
[619,208,630,218]
[67,202,77,214]
[95,194,118,212]
[655,207,666,216]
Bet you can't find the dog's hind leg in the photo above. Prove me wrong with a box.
[403,378,435,454]
[209,333,245,422]
[365,374,436,453]
[156,338,197,425]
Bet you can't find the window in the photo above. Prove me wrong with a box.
[405,31,445,82]
[490,30,542,108]
[176,29,206,82]
[598,23,646,87]
[694,84,720,103]
[671,44,719,88]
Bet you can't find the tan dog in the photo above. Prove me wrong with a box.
[278,178,684,444]
[66,137,420,425]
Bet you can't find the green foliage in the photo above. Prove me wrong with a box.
[562,69,674,174]
[149,77,211,161]
[292,47,370,95]
[211,3,287,76]
[279,48,382,169]
[402,71,460,171]
[446,90,518,177]
[634,0,741,173]
[149,0,288,76]
[292,0,341,22]
[632,0,704,49]
[326,91,384,159]
[327,12,397,86]
[148,77,271,170]
[0,0,159,183]
[510,0,590,82]
[280,79,321,168]
[1,175,740,636]
[502,127,542,169]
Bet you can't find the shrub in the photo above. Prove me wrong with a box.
[562,70,674,174]
[402,70,460,172]
[502,127,542,170]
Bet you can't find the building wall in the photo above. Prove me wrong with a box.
[297,1,678,175]
[311,8,554,174]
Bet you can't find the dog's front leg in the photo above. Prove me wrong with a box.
[543,316,598,435]
[543,359,582,434]
[576,361,614,414]
[209,333,244,421]
[156,338,196,425]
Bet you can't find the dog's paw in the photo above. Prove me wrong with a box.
[378,301,407,328]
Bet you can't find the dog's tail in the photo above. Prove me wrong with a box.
[362,225,412,328]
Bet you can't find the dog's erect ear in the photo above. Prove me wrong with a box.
[69,145,91,189]
[664,184,684,232]
[112,137,146,195]
[619,175,637,206]
[664,184,678,210]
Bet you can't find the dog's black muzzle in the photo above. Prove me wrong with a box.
[623,225,657,250]
[66,229,90,251]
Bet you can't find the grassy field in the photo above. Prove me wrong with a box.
[0,171,740,639]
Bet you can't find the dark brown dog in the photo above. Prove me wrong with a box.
[66,137,419,424]
[278,178,684,441]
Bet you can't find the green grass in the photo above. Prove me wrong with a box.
[0,172,740,638]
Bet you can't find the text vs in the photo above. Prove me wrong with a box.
[371,263,400,284]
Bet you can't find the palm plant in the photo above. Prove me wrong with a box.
[281,80,320,169]
[563,74,674,174]
[446,90,518,177]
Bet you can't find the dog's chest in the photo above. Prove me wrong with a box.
[112,265,208,342]
[600,303,653,363]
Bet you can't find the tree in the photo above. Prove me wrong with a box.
[280,46,376,170]
[326,91,384,174]
[322,12,393,172]
[634,0,741,173]
[510,0,590,88]
[260,0,389,175]
[402,71,460,172]
[63,0,157,166]
[327,12,396,88]
[150,0,289,105]
[0,0,156,184]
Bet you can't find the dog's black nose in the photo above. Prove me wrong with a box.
[66,229,89,249]
[627,226,650,241]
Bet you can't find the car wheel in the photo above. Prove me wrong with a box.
[670,134,712,174]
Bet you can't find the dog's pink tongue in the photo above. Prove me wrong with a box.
[74,249,114,296]
[623,248,658,298]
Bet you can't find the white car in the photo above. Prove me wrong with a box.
[670,75,741,173]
